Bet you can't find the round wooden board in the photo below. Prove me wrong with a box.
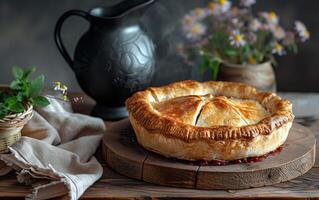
[102,119,316,190]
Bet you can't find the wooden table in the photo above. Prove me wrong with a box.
[0,93,318,199]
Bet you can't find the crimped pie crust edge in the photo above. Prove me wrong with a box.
[126,80,294,142]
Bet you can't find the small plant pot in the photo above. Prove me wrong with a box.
[218,61,276,92]
[0,87,33,153]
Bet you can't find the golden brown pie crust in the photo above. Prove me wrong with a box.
[126,80,294,161]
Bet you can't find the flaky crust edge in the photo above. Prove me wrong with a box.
[129,113,292,160]
[125,80,294,142]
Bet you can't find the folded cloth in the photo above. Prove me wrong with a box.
[0,97,105,200]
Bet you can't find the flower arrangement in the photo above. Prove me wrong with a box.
[178,0,310,79]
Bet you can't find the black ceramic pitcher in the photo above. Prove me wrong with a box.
[54,0,155,120]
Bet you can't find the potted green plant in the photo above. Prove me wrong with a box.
[0,67,50,153]
[178,0,310,91]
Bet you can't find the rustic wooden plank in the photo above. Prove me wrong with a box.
[0,173,31,198]
[82,166,319,199]
[142,152,199,189]
[102,120,316,190]
[1,165,318,199]
[104,119,148,180]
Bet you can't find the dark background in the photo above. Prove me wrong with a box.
[0,0,318,92]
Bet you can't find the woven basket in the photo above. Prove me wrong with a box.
[0,87,33,153]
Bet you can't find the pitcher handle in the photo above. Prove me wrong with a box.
[54,10,89,69]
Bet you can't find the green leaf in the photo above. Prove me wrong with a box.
[29,75,44,97]
[224,49,238,57]
[4,96,25,113]
[12,67,24,79]
[16,92,26,102]
[199,56,210,75]
[0,103,7,113]
[0,113,5,119]
[201,57,222,80]
[0,105,6,119]
[254,50,265,63]
[0,92,9,102]
[32,96,50,107]
[209,59,221,80]
[22,66,36,79]
[292,44,298,54]
[10,80,21,90]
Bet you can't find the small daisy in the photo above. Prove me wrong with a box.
[272,42,286,56]
[55,85,67,95]
[231,18,244,28]
[182,14,195,27]
[60,85,68,95]
[260,11,279,24]
[185,23,207,40]
[250,18,262,31]
[208,2,220,15]
[240,0,256,7]
[270,25,286,40]
[53,81,68,98]
[216,0,231,13]
[295,21,310,42]
[53,81,61,91]
[229,30,246,47]
[182,14,197,34]
[191,8,209,21]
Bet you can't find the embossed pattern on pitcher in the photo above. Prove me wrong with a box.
[107,28,155,92]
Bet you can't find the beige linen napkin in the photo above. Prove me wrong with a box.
[0,97,105,200]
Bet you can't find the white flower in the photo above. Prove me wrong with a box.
[250,19,262,31]
[182,14,195,27]
[182,14,199,33]
[240,0,256,7]
[295,21,310,42]
[184,22,207,40]
[229,30,246,47]
[216,0,231,13]
[260,11,279,25]
[272,42,286,56]
[231,18,244,28]
[190,8,210,21]
[207,2,220,15]
[182,8,209,28]
[53,81,68,100]
[182,10,201,32]
[270,24,286,40]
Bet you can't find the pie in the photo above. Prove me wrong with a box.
[126,80,294,161]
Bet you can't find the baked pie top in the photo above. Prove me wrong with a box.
[196,96,270,127]
[126,80,294,142]
[153,95,205,125]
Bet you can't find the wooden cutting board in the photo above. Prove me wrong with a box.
[101,119,316,189]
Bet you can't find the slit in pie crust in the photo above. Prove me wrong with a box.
[126,80,294,161]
